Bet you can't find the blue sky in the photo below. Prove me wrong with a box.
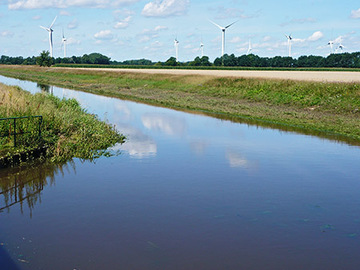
[0,0,359,62]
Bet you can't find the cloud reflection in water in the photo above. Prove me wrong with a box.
[113,125,157,158]
[226,150,258,172]
[142,113,186,136]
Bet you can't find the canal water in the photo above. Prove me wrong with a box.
[1,76,360,269]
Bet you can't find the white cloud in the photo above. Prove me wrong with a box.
[94,30,113,40]
[68,19,79,29]
[114,8,135,16]
[287,31,324,44]
[142,0,189,17]
[8,0,139,10]
[66,37,81,45]
[307,31,324,42]
[262,36,271,42]
[280,17,316,27]
[114,16,132,29]
[143,40,164,53]
[32,15,41,20]
[351,8,360,19]
[210,6,259,20]
[154,25,167,31]
[60,10,71,16]
[137,25,168,43]
[1,31,14,37]
[229,36,242,43]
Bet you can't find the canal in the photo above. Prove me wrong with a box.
[1,76,360,269]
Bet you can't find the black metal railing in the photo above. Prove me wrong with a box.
[0,116,42,147]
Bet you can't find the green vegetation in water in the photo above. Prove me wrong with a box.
[0,82,125,166]
[0,65,359,144]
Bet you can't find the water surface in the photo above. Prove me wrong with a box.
[1,76,360,269]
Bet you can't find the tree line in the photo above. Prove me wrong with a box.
[1,51,360,68]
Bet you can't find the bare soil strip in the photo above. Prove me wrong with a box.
[71,67,360,83]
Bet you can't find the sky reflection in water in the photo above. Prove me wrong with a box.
[0,76,360,269]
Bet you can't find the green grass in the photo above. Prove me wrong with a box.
[0,65,359,145]
[0,82,125,166]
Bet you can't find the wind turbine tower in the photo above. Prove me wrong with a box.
[210,20,238,57]
[62,29,67,58]
[247,39,252,55]
[174,38,179,62]
[285,34,292,57]
[40,16,57,57]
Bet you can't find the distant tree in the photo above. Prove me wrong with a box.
[200,56,211,66]
[223,54,237,66]
[237,54,262,67]
[88,53,111,64]
[213,57,223,66]
[119,58,154,65]
[36,51,54,67]
[81,54,90,64]
[164,57,178,66]
[189,56,202,66]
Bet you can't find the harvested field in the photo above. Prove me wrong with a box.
[69,67,360,83]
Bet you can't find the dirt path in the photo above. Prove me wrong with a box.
[72,67,360,83]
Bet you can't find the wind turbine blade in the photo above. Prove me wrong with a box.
[40,26,49,31]
[209,20,223,30]
[50,15,57,28]
[225,20,238,29]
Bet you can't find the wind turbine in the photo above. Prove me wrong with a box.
[61,28,67,58]
[285,34,292,57]
[338,42,345,53]
[327,40,334,54]
[200,38,204,57]
[174,37,179,62]
[210,20,238,57]
[247,39,252,55]
[40,16,57,57]
[336,37,345,53]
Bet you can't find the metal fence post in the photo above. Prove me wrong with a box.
[13,118,16,147]
[39,116,42,138]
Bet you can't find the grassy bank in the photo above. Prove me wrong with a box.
[0,82,125,166]
[0,65,359,144]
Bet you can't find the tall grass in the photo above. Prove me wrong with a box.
[0,83,125,165]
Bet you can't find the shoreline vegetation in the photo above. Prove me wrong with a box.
[0,65,359,146]
[0,82,125,167]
